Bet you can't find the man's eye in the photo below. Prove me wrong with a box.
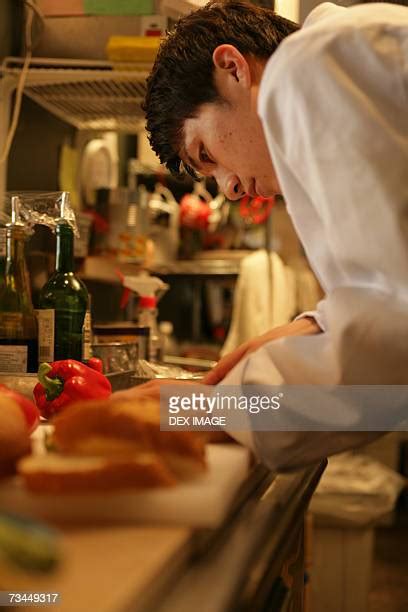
[199,147,212,164]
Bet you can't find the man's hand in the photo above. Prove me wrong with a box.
[112,378,200,403]
[203,317,321,385]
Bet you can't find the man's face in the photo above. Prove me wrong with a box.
[180,46,281,200]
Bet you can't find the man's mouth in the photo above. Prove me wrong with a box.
[246,178,257,198]
[254,182,271,199]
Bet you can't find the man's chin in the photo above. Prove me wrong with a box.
[253,179,277,198]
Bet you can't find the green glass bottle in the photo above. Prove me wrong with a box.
[0,223,38,373]
[38,221,91,362]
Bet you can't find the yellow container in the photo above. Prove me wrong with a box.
[106,35,161,63]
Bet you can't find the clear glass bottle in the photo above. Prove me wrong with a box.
[137,296,162,362]
[38,221,90,362]
[0,209,38,373]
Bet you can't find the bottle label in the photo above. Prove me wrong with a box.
[0,345,28,373]
[37,309,55,363]
[82,310,92,361]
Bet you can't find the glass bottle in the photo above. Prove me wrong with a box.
[0,214,38,373]
[38,221,90,362]
[137,296,163,362]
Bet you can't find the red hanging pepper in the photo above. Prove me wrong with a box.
[0,384,40,433]
[239,195,275,225]
[33,359,112,419]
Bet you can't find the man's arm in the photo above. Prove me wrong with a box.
[203,317,321,385]
[111,317,321,404]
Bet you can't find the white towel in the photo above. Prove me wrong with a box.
[221,250,296,356]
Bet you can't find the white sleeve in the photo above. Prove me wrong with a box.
[237,288,403,471]
[217,350,281,451]
[294,299,327,332]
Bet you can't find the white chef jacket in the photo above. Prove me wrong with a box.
[222,2,408,470]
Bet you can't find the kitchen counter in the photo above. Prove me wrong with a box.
[12,460,325,612]
[1,369,325,612]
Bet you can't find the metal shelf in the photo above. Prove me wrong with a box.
[0,56,151,132]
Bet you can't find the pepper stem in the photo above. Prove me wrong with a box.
[37,363,64,401]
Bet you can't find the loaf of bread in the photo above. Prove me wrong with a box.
[53,398,206,475]
[19,452,177,493]
[19,397,207,493]
[0,398,30,478]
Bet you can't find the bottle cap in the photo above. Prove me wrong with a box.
[139,295,157,309]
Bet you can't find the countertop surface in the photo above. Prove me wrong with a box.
[3,459,326,612]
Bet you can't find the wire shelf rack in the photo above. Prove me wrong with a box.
[1,57,151,132]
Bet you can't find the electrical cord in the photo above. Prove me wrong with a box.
[0,0,44,166]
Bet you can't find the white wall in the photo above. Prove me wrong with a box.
[275,0,300,23]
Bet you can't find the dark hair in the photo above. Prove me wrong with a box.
[143,1,299,177]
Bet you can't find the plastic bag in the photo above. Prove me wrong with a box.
[3,191,78,235]
[135,359,204,380]
[309,452,406,526]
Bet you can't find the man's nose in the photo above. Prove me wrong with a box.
[218,174,245,201]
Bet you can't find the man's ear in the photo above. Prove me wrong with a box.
[212,44,251,89]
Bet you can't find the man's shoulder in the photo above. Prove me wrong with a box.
[280,1,407,64]
[258,1,408,112]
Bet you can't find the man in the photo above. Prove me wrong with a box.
[116,1,408,470]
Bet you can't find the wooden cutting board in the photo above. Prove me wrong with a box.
[0,445,250,528]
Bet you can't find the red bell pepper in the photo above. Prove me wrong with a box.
[33,359,112,419]
[0,384,40,433]
[86,357,104,373]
